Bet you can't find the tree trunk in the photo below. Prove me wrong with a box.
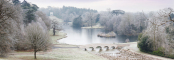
[154,25,156,51]
[53,27,55,36]
[34,46,37,59]
[34,51,36,59]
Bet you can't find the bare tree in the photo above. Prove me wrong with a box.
[25,23,52,59]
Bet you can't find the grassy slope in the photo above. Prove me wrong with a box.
[0,30,108,60]
[49,29,67,45]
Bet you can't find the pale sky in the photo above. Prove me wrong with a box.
[19,0,174,12]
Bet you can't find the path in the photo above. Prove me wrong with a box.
[127,42,173,60]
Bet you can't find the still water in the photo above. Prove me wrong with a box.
[59,25,138,45]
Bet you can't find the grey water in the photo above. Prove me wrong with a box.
[59,25,138,45]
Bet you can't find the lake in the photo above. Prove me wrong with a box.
[59,25,138,45]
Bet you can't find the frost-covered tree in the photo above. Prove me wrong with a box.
[51,19,61,36]
[0,0,23,56]
[25,23,52,59]
[105,15,118,31]
[12,3,27,51]
[113,15,122,32]
[134,12,147,32]
[98,11,147,36]
[139,8,174,56]
[117,13,136,35]
[99,11,112,26]
[36,11,51,30]
[82,12,97,27]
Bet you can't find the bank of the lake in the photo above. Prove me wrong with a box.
[52,27,172,60]
[49,31,108,60]
[49,29,67,45]
[81,25,104,29]
[81,26,104,29]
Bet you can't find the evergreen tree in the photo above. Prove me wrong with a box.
[73,16,83,27]
[21,0,30,9]
[21,0,39,25]
[12,0,20,5]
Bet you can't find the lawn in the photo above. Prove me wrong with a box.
[0,30,108,60]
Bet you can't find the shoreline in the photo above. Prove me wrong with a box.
[81,26,104,29]
[56,32,172,60]
[52,32,108,60]
[78,42,173,60]
[50,31,67,45]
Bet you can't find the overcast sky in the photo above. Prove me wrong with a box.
[19,0,174,12]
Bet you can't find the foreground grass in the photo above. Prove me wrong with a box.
[0,30,107,60]
[5,48,107,60]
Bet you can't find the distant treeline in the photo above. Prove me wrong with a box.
[39,6,97,21]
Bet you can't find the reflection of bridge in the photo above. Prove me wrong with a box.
[80,43,129,52]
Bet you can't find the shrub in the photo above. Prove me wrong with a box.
[152,47,164,56]
[138,34,153,52]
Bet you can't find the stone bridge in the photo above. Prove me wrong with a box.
[79,43,130,52]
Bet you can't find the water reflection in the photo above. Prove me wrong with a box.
[59,25,138,45]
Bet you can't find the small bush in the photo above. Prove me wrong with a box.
[152,47,164,56]
[138,34,153,52]
[167,55,174,59]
